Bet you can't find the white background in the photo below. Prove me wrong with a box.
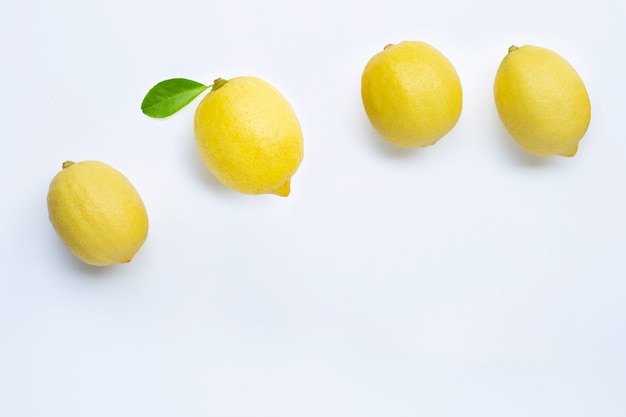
[1,0,625,415]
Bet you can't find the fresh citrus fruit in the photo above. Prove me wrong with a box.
[47,160,149,266]
[361,41,463,148]
[194,76,304,196]
[494,45,591,157]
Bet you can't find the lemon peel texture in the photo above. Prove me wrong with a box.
[494,44,591,157]
[194,76,304,196]
[361,41,463,148]
[47,160,149,266]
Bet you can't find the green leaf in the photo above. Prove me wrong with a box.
[141,78,209,118]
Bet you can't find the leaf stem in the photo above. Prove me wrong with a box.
[211,78,228,91]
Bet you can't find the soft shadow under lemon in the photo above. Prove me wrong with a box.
[494,115,555,167]
[186,130,233,195]
[362,122,423,159]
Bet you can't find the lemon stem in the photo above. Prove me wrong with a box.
[211,78,228,91]
[62,161,75,169]
[508,45,519,54]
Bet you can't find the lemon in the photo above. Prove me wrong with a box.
[47,160,149,266]
[194,76,304,196]
[494,45,591,157]
[361,41,463,148]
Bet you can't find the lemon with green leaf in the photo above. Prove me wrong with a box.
[142,76,303,196]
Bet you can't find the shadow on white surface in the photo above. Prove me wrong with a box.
[491,111,560,168]
[186,134,232,195]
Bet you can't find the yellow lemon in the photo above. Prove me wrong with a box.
[194,76,304,197]
[361,41,463,148]
[47,160,149,266]
[494,45,591,157]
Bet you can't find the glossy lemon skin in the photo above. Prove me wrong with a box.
[194,76,304,197]
[361,41,463,148]
[494,45,591,157]
[47,160,149,266]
